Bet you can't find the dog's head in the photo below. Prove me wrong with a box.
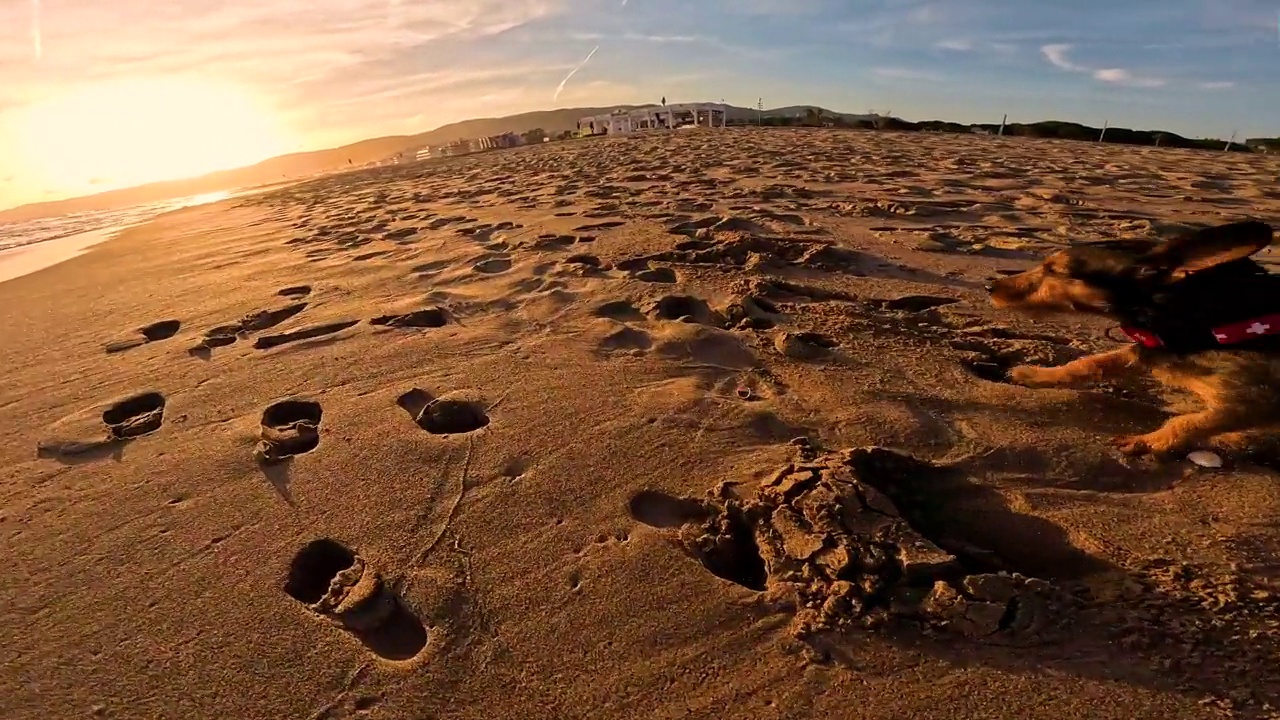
[987,220,1275,317]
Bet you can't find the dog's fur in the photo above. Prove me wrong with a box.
[987,220,1280,456]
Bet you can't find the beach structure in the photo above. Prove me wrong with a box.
[412,132,524,161]
[576,103,727,137]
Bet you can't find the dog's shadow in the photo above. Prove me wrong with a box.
[882,390,1184,493]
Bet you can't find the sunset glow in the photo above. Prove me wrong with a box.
[0,0,1275,212]
[11,77,292,197]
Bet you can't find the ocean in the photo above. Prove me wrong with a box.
[0,191,239,285]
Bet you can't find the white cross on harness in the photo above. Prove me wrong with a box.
[1247,322,1271,335]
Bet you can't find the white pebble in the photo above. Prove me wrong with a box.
[1187,451,1223,468]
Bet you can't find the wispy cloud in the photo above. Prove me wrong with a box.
[1198,80,1236,90]
[1093,68,1165,87]
[1041,43,1166,88]
[1041,43,1086,72]
[936,37,1017,55]
[553,45,600,101]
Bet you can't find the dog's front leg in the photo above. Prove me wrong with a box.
[1009,345,1140,388]
[1114,409,1248,457]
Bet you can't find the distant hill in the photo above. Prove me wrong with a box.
[0,102,1266,223]
[0,104,633,222]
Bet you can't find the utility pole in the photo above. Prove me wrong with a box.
[1225,130,1237,151]
[998,113,1007,136]
[1098,119,1108,142]
[758,98,765,126]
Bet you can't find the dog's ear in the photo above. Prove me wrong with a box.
[1142,221,1273,279]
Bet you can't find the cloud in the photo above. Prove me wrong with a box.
[936,37,1018,55]
[1041,43,1165,88]
[904,3,945,24]
[1040,43,1085,72]
[1093,68,1165,87]
[1199,80,1236,90]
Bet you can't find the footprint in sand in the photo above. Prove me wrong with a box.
[104,392,168,440]
[593,300,645,322]
[571,221,626,232]
[396,389,490,435]
[192,324,242,354]
[472,256,513,275]
[634,267,676,284]
[524,234,576,251]
[104,319,182,353]
[560,254,609,275]
[723,295,780,330]
[370,308,448,329]
[253,320,360,350]
[949,332,1082,386]
[564,253,603,268]
[628,489,765,590]
[241,303,308,332]
[410,260,453,277]
[645,295,723,326]
[283,538,428,661]
[255,399,322,464]
[38,391,168,461]
[773,331,839,360]
[277,285,312,298]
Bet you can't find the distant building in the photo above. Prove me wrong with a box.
[576,103,727,137]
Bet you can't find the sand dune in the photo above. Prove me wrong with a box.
[3,128,1280,719]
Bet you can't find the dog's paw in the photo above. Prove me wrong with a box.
[1008,365,1060,387]
[1113,432,1183,457]
[1112,434,1151,456]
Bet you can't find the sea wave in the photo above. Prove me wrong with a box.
[0,191,237,253]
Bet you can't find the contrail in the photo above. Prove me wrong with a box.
[553,45,599,101]
[31,0,42,61]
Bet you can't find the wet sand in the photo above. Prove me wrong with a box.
[0,227,125,284]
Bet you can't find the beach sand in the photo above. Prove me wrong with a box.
[3,127,1280,719]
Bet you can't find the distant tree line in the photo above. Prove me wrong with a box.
[723,109,1265,153]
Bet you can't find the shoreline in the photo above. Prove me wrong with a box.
[0,225,129,285]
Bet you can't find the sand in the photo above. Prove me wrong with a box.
[3,127,1280,720]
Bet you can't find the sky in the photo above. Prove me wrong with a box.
[0,0,1277,210]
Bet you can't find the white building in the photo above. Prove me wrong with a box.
[577,103,727,137]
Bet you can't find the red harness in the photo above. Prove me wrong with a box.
[1121,313,1280,349]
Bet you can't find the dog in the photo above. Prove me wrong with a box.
[986,219,1279,457]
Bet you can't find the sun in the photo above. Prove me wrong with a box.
[12,76,292,196]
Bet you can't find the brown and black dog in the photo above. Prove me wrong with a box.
[987,219,1279,457]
